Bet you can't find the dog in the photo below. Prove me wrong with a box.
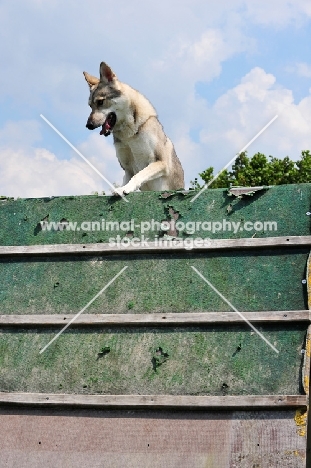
[84,62,184,196]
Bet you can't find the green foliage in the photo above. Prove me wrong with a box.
[191,150,311,189]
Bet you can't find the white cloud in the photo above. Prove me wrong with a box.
[285,62,311,78]
[150,17,253,90]
[152,26,251,84]
[0,146,96,198]
[244,0,311,26]
[174,129,205,185]
[198,67,311,177]
[0,120,123,198]
[0,120,42,148]
[77,133,124,189]
[292,62,311,78]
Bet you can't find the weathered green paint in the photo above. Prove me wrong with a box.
[0,184,310,246]
[0,324,305,395]
[0,185,310,396]
[0,250,308,314]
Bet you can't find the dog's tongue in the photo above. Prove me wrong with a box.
[100,113,116,137]
[100,120,111,136]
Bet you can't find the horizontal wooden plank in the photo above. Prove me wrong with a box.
[1,235,311,257]
[0,392,307,409]
[0,311,310,326]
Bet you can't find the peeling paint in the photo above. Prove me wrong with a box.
[303,327,311,396]
[306,253,311,310]
[304,258,311,395]
[305,331,311,358]
[159,190,192,199]
[294,408,307,437]
[227,186,269,198]
[159,192,175,199]
[303,375,309,394]
[161,205,180,237]
[226,203,233,214]
[152,346,169,372]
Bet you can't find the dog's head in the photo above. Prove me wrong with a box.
[84,62,121,136]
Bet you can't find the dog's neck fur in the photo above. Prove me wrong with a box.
[112,82,157,141]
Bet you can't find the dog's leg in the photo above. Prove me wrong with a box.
[113,144,134,193]
[122,170,132,186]
[113,171,132,195]
[113,161,166,196]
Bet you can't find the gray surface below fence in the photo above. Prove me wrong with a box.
[0,406,307,468]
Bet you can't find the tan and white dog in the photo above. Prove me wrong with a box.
[84,62,184,196]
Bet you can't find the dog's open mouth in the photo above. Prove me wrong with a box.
[100,112,116,137]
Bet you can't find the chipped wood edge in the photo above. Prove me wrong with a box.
[304,252,311,395]
[0,311,310,327]
[302,325,311,396]
[0,392,307,409]
[308,251,311,312]
[1,235,311,257]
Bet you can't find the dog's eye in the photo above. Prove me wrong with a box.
[97,99,104,107]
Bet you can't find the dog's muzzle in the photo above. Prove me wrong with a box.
[86,112,116,136]
[86,121,96,130]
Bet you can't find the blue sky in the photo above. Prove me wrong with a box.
[0,0,310,197]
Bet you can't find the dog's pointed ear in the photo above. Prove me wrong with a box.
[83,71,100,89]
[99,62,117,83]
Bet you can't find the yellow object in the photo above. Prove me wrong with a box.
[294,409,307,437]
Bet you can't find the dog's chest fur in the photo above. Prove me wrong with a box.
[114,130,157,174]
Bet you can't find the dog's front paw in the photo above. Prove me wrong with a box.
[113,183,136,197]
[113,186,127,197]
